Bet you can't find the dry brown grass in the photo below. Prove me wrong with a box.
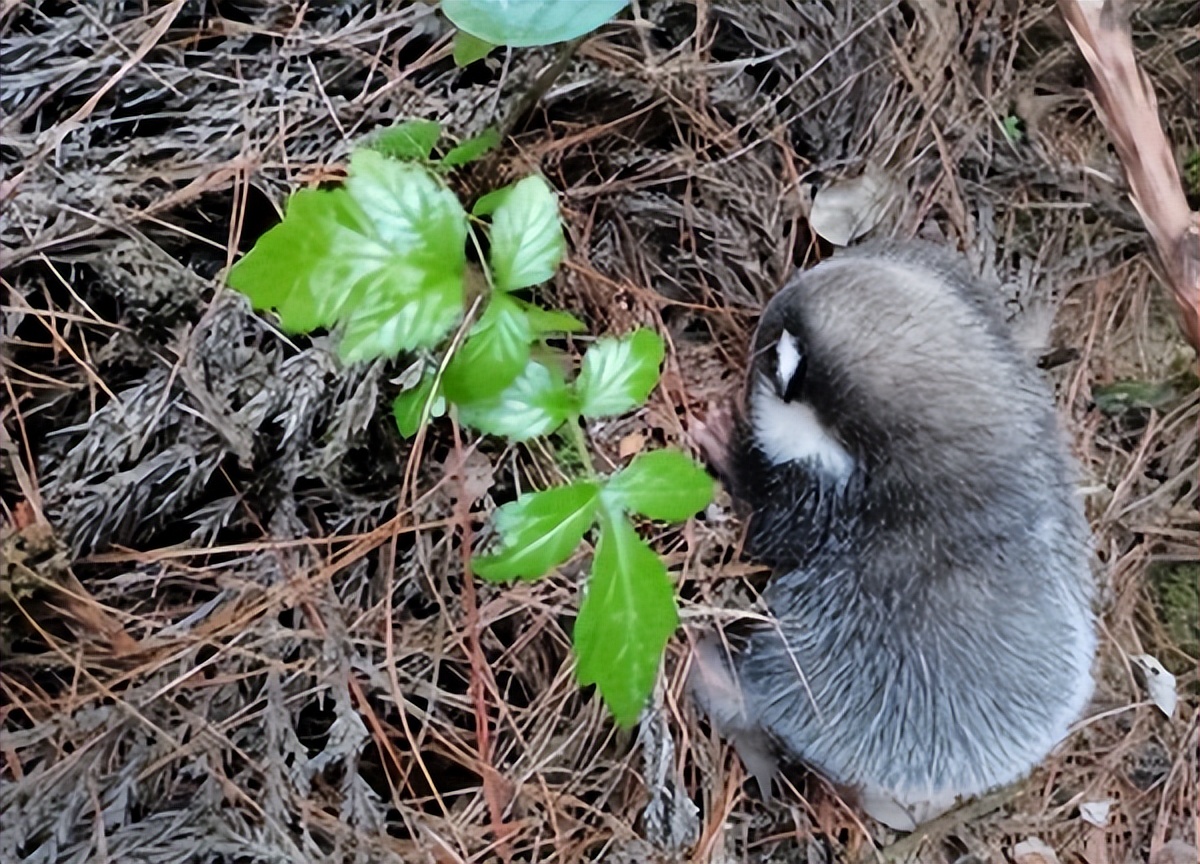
[1,2,1196,863]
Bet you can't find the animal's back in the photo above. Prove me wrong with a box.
[741,501,1094,826]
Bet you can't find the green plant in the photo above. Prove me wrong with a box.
[441,0,630,65]
[1001,114,1023,145]
[228,119,713,725]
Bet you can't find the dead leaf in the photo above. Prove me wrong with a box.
[1079,799,1113,828]
[2,522,141,656]
[1132,653,1178,718]
[443,447,495,507]
[618,432,646,459]
[388,357,426,389]
[54,571,141,656]
[12,500,37,530]
[809,169,893,247]
[1012,837,1061,864]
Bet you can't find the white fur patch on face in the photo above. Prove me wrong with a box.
[750,379,853,475]
[776,331,802,393]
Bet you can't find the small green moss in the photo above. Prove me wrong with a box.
[1183,149,1200,198]
[550,425,587,476]
[1151,561,1200,662]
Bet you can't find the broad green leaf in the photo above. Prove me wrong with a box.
[338,263,464,361]
[442,0,629,48]
[442,294,533,403]
[228,188,369,333]
[442,127,501,167]
[392,374,444,438]
[518,300,585,334]
[338,152,469,356]
[457,359,576,440]
[487,175,566,291]
[369,119,442,161]
[452,30,496,67]
[472,185,511,217]
[473,482,600,582]
[575,329,664,418]
[574,508,678,726]
[604,449,714,522]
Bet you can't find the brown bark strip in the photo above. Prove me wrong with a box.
[450,421,515,863]
[1058,0,1200,352]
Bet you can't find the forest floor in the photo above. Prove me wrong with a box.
[2,2,1197,863]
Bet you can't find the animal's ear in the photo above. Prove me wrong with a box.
[775,331,807,403]
[775,332,801,388]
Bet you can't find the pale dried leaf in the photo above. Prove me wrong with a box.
[1079,799,1114,828]
[1132,653,1178,718]
[618,432,646,459]
[809,170,893,247]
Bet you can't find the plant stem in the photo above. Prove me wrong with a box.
[565,414,597,479]
[498,37,584,140]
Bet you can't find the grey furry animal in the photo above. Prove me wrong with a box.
[690,241,1096,831]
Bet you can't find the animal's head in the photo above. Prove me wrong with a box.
[743,244,1043,484]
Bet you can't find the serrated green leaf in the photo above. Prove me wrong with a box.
[392,375,444,438]
[604,449,714,522]
[487,175,565,291]
[346,151,466,267]
[228,188,369,333]
[369,119,442,161]
[518,300,586,334]
[230,151,469,363]
[442,127,501,167]
[442,0,629,48]
[339,265,464,361]
[452,30,496,66]
[576,329,664,418]
[473,482,600,582]
[456,359,576,440]
[227,192,319,320]
[1001,115,1023,145]
[338,152,468,357]
[574,508,678,726]
[442,294,533,403]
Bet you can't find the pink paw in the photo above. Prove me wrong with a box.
[690,403,735,481]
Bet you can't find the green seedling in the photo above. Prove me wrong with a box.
[228,119,713,726]
[1001,114,1023,145]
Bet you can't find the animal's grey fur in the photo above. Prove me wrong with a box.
[690,241,1096,831]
